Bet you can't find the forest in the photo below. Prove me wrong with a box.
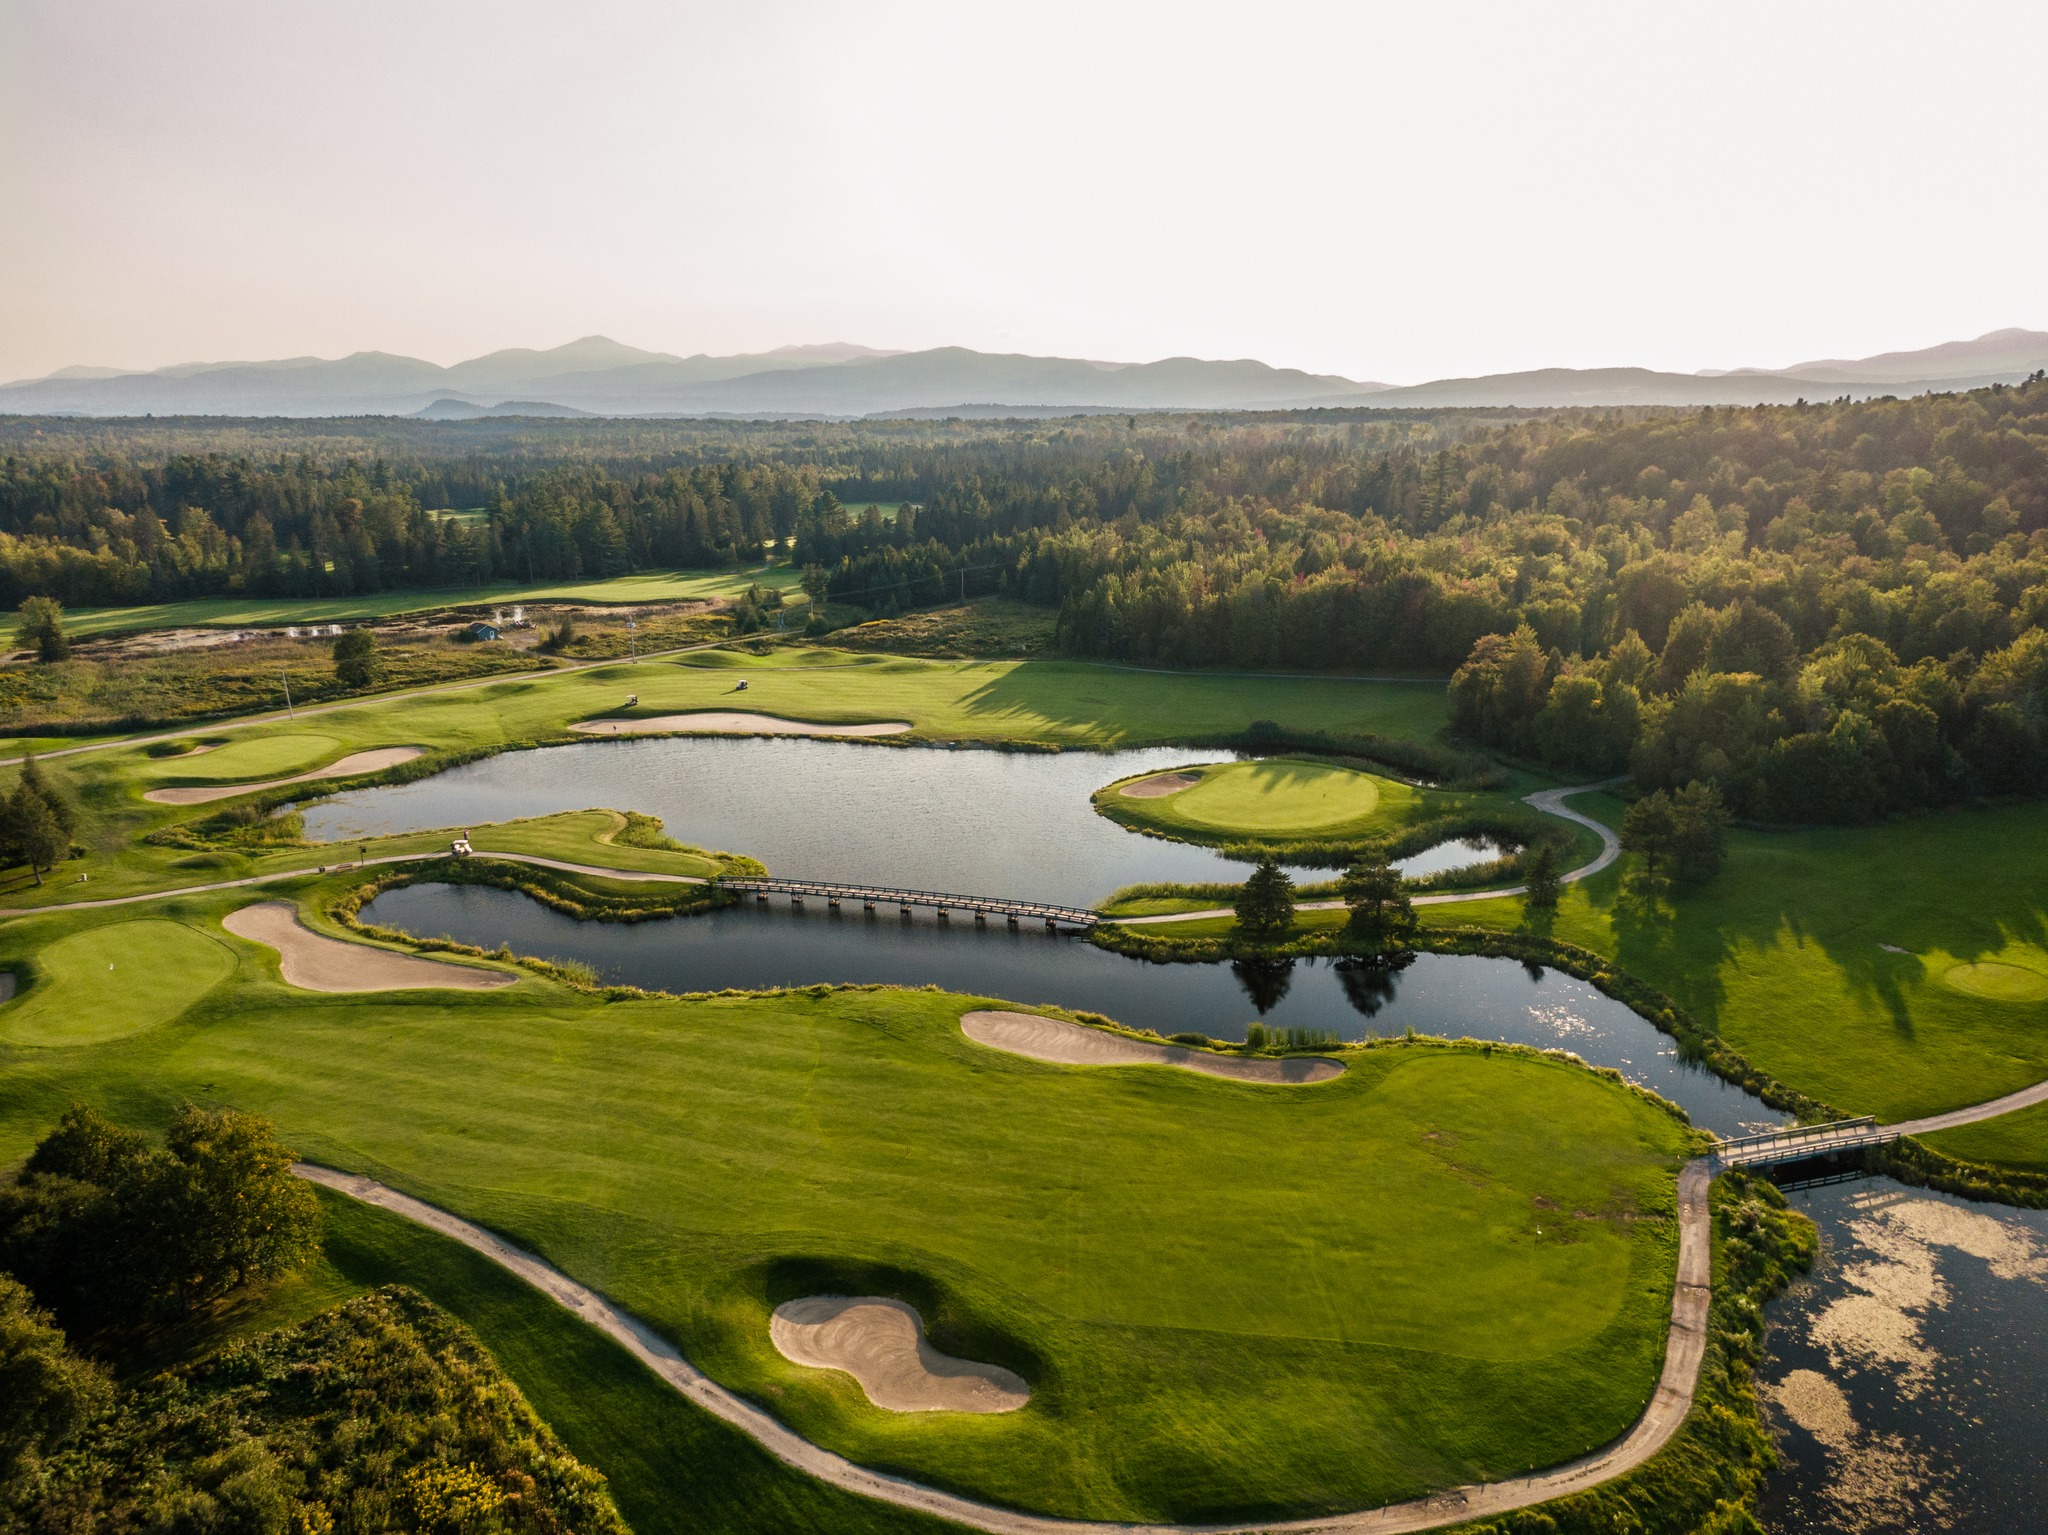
[3,377,2046,820]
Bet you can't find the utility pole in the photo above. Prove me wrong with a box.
[281,667,295,718]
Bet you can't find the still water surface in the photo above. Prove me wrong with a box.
[367,881,1773,1136]
[306,737,1495,903]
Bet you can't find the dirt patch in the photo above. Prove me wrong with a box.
[961,1010,1343,1084]
[570,712,910,737]
[1119,770,1202,799]
[0,972,14,1003]
[144,746,424,805]
[769,1295,1028,1413]
[223,902,514,993]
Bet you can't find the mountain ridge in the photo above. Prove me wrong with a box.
[5,330,2043,419]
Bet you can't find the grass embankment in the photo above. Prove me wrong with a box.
[60,565,807,640]
[0,649,1447,908]
[0,883,1687,1525]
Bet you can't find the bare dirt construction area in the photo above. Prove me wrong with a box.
[1119,770,1201,798]
[769,1295,1030,1413]
[570,712,910,737]
[144,747,423,805]
[222,901,515,993]
[961,1010,1344,1084]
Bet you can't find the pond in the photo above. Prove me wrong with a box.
[1759,1178,2048,1533]
[304,737,1501,905]
[365,881,1776,1137]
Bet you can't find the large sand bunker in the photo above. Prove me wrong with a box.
[770,1295,1029,1413]
[223,902,515,993]
[1119,770,1202,798]
[145,747,423,805]
[961,1010,1343,1084]
[572,712,910,737]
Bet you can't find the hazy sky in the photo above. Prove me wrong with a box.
[3,1,2042,384]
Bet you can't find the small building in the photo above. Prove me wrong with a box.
[466,622,501,642]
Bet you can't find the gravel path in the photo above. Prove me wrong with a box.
[294,1154,1712,1534]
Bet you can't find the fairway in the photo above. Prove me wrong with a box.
[1433,797,2048,1153]
[143,731,342,781]
[62,565,807,639]
[0,916,235,1045]
[0,888,1687,1524]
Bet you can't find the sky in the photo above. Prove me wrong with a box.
[2,0,2043,385]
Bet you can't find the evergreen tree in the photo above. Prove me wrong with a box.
[1340,858,1417,947]
[331,627,381,689]
[1522,843,1561,908]
[1620,791,1679,883]
[12,598,68,663]
[1233,858,1295,944]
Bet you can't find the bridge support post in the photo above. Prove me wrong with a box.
[790,894,803,907]
[974,910,987,924]
[900,905,912,917]
[1045,917,1058,932]
[754,892,768,904]
[1006,914,1019,928]
[863,900,875,913]
[935,909,949,922]
[828,897,840,909]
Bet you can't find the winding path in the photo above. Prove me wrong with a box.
[293,1057,2048,1535]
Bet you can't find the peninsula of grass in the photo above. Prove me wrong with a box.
[0,882,1688,1525]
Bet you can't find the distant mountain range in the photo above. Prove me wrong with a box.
[4,329,2045,420]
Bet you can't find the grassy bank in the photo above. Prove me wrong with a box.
[0,648,1448,908]
[0,881,1686,1525]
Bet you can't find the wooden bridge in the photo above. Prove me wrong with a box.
[1711,1116,1899,1168]
[720,876,1099,929]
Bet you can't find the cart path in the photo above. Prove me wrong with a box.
[1118,780,1625,925]
[0,851,703,916]
[292,1050,2048,1535]
[292,1155,1711,1535]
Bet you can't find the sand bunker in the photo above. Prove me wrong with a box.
[145,747,423,805]
[223,902,515,993]
[1119,770,1202,798]
[961,1010,1343,1083]
[571,712,910,738]
[770,1295,1028,1413]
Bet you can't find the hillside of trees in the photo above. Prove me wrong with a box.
[4,380,2046,817]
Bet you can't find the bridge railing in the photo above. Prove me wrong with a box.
[720,876,1098,925]
[1713,1116,1899,1166]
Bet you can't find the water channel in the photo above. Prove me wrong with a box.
[319,734,2045,1529]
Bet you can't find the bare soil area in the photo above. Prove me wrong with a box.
[144,746,423,804]
[770,1295,1030,1414]
[570,712,910,737]
[961,1010,1343,1084]
[222,901,514,992]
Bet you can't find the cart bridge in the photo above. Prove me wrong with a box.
[721,876,1099,929]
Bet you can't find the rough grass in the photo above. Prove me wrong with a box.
[0,886,1686,1525]
[1425,794,2048,1162]
[0,637,543,734]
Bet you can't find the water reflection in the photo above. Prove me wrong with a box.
[365,881,1774,1135]
[303,737,1507,908]
[1760,1179,2048,1533]
[1230,958,1294,1015]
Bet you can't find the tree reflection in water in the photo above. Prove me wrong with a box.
[1334,952,1416,1021]
[1230,958,1295,1014]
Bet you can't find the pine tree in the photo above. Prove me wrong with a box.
[1233,858,1296,944]
[1523,844,1561,908]
[1340,859,1417,947]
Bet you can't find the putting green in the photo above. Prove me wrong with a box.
[1172,759,1381,833]
[143,732,341,781]
[1942,960,2048,1002]
[0,918,236,1046]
